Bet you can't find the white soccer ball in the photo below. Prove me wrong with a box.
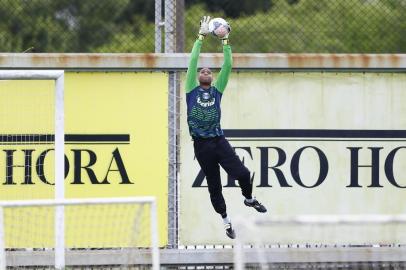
[208,18,231,39]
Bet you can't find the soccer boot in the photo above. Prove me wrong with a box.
[244,197,267,213]
[224,222,236,239]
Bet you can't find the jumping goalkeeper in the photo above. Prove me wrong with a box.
[185,16,267,239]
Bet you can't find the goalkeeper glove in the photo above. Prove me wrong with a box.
[198,16,211,40]
[221,24,231,45]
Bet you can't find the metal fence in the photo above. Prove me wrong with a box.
[0,0,405,53]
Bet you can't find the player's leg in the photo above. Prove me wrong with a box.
[216,136,267,213]
[194,139,235,238]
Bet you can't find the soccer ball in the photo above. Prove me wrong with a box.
[208,18,231,39]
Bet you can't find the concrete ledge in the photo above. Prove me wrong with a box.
[1,53,406,70]
[5,247,406,266]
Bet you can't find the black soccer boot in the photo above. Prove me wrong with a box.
[244,197,267,213]
[224,222,236,239]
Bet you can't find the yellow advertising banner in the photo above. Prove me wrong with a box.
[0,72,168,247]
[180,72,406,245]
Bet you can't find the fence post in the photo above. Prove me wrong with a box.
[55,73,65,269]
[165,0,179,249]
[155,0,163,53]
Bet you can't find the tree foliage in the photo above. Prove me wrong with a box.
[186,0,406,53]
[185,0,272,18]
[0,0,405,53]
[0,0,131,52]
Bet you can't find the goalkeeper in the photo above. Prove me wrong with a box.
[185,16,267,239]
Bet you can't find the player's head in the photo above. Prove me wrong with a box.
[199,67,213,85]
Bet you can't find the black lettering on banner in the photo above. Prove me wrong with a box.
[346,147,383,188]
[257,147,291,187]
[384,146,406,188]
[2,149,35,185]
[0,134,132,186]
[22,150,35,185]
[192,168,206,187]
[103,148,133,184]
[4,150,17,185]
[290,146,328,188]
[35,149,63,185]
[71,149,106,184]
[3,150,35,185]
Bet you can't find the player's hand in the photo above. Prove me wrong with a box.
[199,16,211,36]
[221,24,231,44]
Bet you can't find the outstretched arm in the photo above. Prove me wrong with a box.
[185,38,202,93]
[214,40,232,94]
[185,16,211,93]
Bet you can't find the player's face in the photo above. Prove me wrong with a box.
[199,68,213,85]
